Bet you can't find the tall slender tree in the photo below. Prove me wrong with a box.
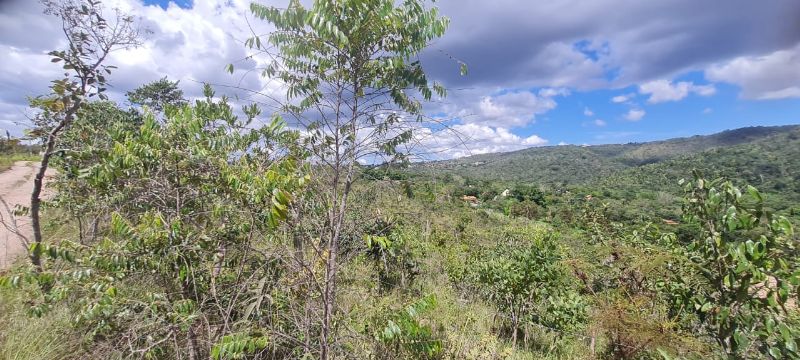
[28,0,143,270]
[244,0,461,357]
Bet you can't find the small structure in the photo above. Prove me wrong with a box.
[501,189,510,197]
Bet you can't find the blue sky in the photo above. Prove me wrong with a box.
[142,0,192,9]
[529,74,800,146]
[1,0,799,158]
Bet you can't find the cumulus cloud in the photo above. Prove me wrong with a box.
[639,79,717,103]
[414,123,547,159]
[583,107,594,116]
[445,88,567,128]
[422,0,800,90]
[624,108,646,121]
[594,119,606,126]
[0,0,283,136]
[706,45,800,100]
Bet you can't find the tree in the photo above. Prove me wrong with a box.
[244,0,459,357]
[9,89,307,358]
[126,76,187,113]
[510,184,547,207]
[471,230,586,348]
[48,100,142,243]
[677,173,799,358]
[27,0,143,270]
[509,200,542,220]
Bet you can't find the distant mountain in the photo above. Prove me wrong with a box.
[411,125,800,187]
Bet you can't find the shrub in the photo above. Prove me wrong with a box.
[470,232,586,347]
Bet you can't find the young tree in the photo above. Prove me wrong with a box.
[126,76,187,113]
[244,0,460,357]
[471,232,586,348]
[48,100,141,244]
[9,89,307,359]
[28,0,143,270]
[678,173,799,358]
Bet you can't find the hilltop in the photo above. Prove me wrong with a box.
[411,125,800,186]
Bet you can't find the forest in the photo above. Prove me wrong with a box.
[0,0,798,359]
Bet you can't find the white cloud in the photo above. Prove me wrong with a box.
[461,89,566,128]
[0,0,284,136]
[594,119,606,126]
[706,45,800,100]
[430,0,800,92]
[538,87,571,97]
[415,123,547,159]
[583,107,594,116]
[611,93,635,103]
[624,108,646,121]
[703,107,713,114]
[692,84,717,97]
[639,79,717,103]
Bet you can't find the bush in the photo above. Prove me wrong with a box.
[469,231,586,347]
[509,200,542,220]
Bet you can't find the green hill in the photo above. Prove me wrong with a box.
[596,126,800,215]
[411,125,800,186]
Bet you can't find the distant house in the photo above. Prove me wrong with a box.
[501,189,510,197]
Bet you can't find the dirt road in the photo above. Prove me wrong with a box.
[0,161,49,269]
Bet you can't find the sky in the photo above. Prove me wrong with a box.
[1,0,799,159]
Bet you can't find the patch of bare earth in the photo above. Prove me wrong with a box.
[0,161,54,269]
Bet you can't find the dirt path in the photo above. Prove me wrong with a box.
[0,161,51,269]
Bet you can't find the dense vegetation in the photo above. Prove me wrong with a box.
[415,125,798,185]
[0,0,798,359]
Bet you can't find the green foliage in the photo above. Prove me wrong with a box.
[674,172,799,358]
[416,125,797,185]
[247,0,456,163]
[510,184,547,206]
[0,151,40,172]
[0,287,84,360]
[4,89,308,357]
[245,1,460,357]
[364,218,420,291]
[126,77,187,113]
[509,200,542,220]
[4,3,799,360]
[375,295,443,359]
[48,101,142,241]
[0,131,39,161]
[469,229,587,344]
[211,331,269,360]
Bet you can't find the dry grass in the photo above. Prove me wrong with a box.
[0,153,40,173]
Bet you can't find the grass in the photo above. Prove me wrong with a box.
[0,208,91,360]
[0,152,40,172]
[0,286,83,360]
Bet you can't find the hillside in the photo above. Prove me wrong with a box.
[411,125,800,186]
[596,126,800,216]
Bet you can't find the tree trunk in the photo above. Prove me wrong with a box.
[29,103,80,271]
